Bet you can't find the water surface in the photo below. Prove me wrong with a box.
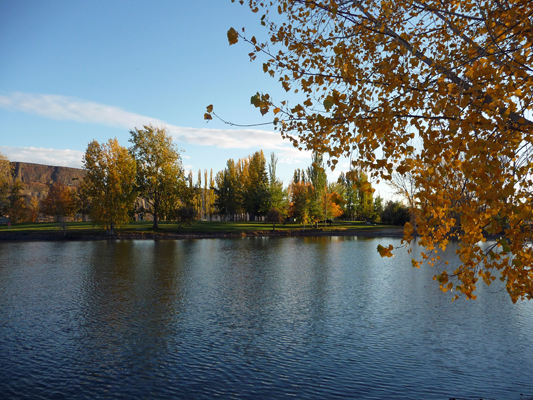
[1,237,532,399]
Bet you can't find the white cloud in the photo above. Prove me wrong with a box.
[0,92,164,128]
[0,146,84,168]
[0,92,310,162]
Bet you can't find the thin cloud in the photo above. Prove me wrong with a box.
[0,146,85,168]
[0,92,309,160]
[0,92,164,128]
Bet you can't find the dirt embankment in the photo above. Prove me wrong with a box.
[0,227,406,242]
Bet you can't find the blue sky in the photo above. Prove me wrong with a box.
[0,0,395,198]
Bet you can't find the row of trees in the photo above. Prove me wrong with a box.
[0,127,189,233]
[196,150,392,228]
[213,151,286,220]
[2,125,408,232]
[81,126,188,234]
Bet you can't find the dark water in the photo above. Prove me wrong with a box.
[0,237,532,400]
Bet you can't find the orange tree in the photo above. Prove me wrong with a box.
[288,179,312,229]
[40,182,77,232]
[208,0,533,301]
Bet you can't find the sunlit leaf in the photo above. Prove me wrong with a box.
[227,27,239,45]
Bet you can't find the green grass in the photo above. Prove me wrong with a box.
[0,219,397,235]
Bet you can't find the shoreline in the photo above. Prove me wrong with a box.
[0,227,406,242]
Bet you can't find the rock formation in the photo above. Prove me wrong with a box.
[11,162,86,199]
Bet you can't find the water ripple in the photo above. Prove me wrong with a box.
[0,238,532,399]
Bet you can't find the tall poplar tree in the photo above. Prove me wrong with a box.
[307,153,327,227]
[268,152,288,216]
[244,150,269,219]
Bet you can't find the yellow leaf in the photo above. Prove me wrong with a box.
[227,27,239,45]
[324,98,334,111]
[377,244,394,258]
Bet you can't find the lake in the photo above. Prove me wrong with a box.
[0,237,532,399]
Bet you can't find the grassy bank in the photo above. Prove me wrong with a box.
[0,220,404,240]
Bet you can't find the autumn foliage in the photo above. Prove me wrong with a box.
[216,0,533,301]
[40,182,77,223]
[83,138,137,234]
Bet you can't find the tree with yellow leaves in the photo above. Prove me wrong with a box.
[0,152,12,219]
[129,125,186,230]
[209,0,533,301]
[83,138,137,235]
[40,182,77,234]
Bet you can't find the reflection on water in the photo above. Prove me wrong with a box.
[0,237,532,399]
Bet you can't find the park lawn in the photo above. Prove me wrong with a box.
[0,220,395,235]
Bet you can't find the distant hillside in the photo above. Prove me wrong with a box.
[11,162,86,199]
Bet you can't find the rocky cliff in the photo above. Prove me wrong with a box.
[11,162,86,199]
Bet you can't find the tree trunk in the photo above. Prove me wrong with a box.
[153,197,159,230]
[324,192,328,228]
[410,206,418,237]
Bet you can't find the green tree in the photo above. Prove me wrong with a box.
[267,152,288,216]
[75,179,92,222]
[175,206,197,231]
[129,125,186,229]
[215,159,240,219]
[338,172,354,220]
[338,170,374,221]
[158,167,187,224]
[381,201,410,226]
[208,169,216,219]
[372,195,384,223]
[355,172,374,222]
[266,208,284,230]
[8,180,27,224]
[83,138,137,234]
[307,153,327,227]
[243,150,269,219]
